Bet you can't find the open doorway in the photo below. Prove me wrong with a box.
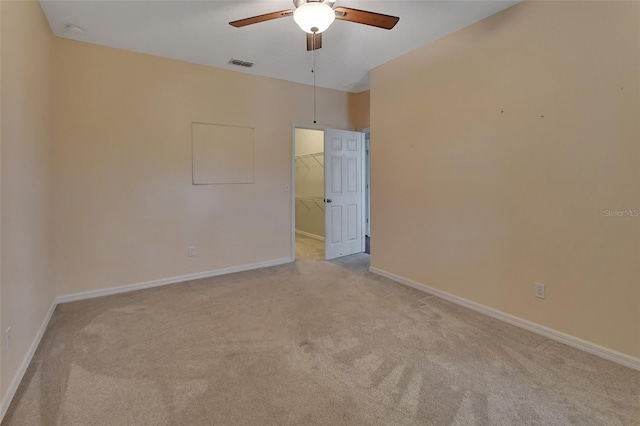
[292,126,366,262]
[294,128,325,261]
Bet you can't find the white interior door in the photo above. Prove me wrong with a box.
[324,129,364,260]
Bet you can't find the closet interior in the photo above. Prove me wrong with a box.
[295,129,325,246]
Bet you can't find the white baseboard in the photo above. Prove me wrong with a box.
[58,257,294,304]
[0,300,57,422]
[369,266,640,371]
[295,229,324,241]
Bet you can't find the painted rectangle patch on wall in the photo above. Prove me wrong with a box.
[192,122,255,184]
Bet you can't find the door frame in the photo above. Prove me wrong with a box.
[291,123,366,261]
[360,127,370,238]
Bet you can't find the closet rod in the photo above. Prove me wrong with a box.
[295,196,325,212]
[295,152,323,159]
[295,152,324,167]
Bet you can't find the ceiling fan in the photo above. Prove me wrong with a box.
[229,0,400,51]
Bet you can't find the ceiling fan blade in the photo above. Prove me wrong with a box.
[229,10,294,28]
[306,33,323,51]
[334,7,399,30]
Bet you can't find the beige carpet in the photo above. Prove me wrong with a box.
[3,253,639,425]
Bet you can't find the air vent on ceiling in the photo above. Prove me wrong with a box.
[229,58,254,68]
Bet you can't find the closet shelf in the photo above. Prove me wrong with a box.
[295,196,325,212]
[295,152,324,168]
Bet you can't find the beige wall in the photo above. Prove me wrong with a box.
[295,129,324,157]
[349,90,370,130]
[1,0,55,399]
[295,129,324,238]
[371,1,639,359]
[52,39,355,296]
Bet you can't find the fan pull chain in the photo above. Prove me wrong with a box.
[312,31,317,124]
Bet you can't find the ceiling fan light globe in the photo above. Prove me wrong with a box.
[293,2,335,34]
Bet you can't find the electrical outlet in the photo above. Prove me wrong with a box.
[5,327,11,351]
[535,283,546,299]
[188,246,196,257]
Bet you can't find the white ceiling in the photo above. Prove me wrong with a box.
[40,0,519,93]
